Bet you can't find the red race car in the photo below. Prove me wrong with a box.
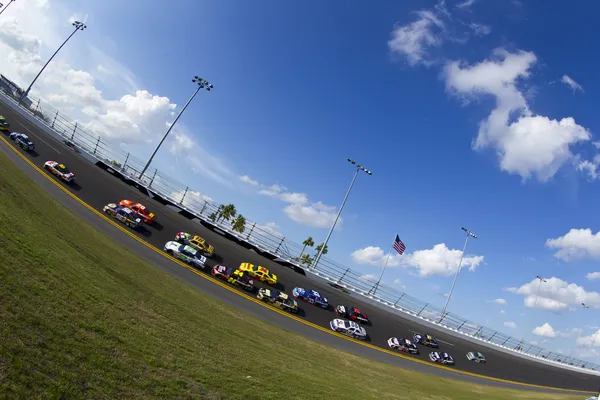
[118,199,155,224]
[211,265,255,291]
[335,305,369,324]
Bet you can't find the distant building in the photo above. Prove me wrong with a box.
[0,74,33,108]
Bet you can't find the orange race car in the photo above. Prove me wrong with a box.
[238,262,277,286]
[118,199,155,224]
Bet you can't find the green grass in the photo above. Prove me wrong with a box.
[0,150,587,400]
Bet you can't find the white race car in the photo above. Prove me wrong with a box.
[466,351,486,363]
[387,337,419,354]
[44,160,75,182]
[429,351,454,365]
[163,241,207,269]
[329,318,367,340]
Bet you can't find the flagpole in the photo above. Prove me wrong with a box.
[368,233,396,295]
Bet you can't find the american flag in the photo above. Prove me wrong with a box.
[393,234,406,255]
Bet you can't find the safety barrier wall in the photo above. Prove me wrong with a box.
[1,88,598,375]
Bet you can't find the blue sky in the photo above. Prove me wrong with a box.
[2,0,600,359]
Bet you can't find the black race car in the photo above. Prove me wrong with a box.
[335,305,369,324]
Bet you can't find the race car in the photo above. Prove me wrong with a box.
[387,337,419,354]
[0,115,9,131]
[9,132,35,151]
[238,262,277,286]
[102,203,142,229]
[329,319,367,340]
[211,265,254,291]
[413,333,439,348]
[44,161,75,182]
[164,241,207,270]
[466,351,486,363]
[292,287,329,309]
[429,351,454,365]
[175,232,214,257]
[118,200,155,224]
[63,140,81,153]
[256,288,299,313]
[335,305,369,324]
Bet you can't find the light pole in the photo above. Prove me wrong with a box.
[438,227,477,323]
[20,20,86,103]
[0,0,15,17]
[312,158,372,270]
[520,275,546,350]
[138,76,213,179]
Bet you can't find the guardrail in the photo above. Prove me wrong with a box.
[2,86,598,375]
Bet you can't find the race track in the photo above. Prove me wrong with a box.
[1,101,597,394]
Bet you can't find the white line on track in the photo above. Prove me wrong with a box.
[409,329,455,346]
[10,114,62,154]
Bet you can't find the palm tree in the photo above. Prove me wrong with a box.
[315,242,328,256]
[208,212,217,222]
[215,205,225,222]
[221,204,237,222]
[300,253,313,266]
[298,236,314,260]
[232,215,246,233]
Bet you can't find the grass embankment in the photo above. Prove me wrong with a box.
[0,150,585,400]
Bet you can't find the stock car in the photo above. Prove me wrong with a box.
[238,263,277,286]
[335,305,369,324]
[0,115,9,131]
[329,319,367,340]
[9,132,35,151]
[44,161,75,182]
[429,352,454,365]
[102,203,142,228]
[118,200,155,224]
[256,288,299,313]
[211,265,254,291]
[164,241,207,269]
[63,139,81,153]
[175,232,214,257]
[413,333,439,348]
[466,351,486,363]
[387,337,419,354]
[292,287,329,309]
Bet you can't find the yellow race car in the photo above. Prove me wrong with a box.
[0,115,10,131]
[238,262,277,286]
[175,231,214,257]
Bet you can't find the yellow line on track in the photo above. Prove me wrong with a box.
[0,134,594,395]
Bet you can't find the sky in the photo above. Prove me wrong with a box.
[1,0,600,361]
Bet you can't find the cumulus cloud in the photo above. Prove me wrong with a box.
[546,229,600,261]
[444,48,591,182]
[587,272,600,280]
[506,276,600,312]
[561,75,584,93]
[577,330,600,348]
[493,298,507,305]
[239,175,259,186]
[504,321,517,329]
[533,323,557,338]
[351,243,484,277]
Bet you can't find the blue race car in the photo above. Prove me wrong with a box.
[413,333,439,348]
[9,132,35,151]
[292,287,329,309]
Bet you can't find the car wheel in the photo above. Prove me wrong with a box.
[166,250,174,255]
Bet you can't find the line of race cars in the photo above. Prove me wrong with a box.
[0,116,491,368]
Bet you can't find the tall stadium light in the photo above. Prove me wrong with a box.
[520,275,547,349]
[20,20,87,103]
[312,158,372,270]
[138,76,213,179]
[438,227,477,323]
[0,0,15,17]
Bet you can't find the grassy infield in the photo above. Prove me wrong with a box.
[0,151,585,400]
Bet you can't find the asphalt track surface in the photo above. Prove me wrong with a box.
[1,102,598,395]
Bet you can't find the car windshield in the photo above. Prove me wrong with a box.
[57,164,70,173]
[183,246,197,256]
[477,352,484,358]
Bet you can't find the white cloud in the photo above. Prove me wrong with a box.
[239,175,259,186]
[494,298,507,305]
[546,228,600,261]
[255,222,284,238]
[577,330,600,348]
[507,276,600,312]
[468,22,491,36]
[500,309,506,314]
[577,160,599,181]
[388,8,445,66]
[444,48,591,182]
[587,272,600,280]
[169,132,195,154]
[533,323,557,338]
[283,201,340,230]
[456,0,475,8]
[393,278,406,289]
[351,243,484,277]
[561,75,584,93]
[504,321,517,329]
